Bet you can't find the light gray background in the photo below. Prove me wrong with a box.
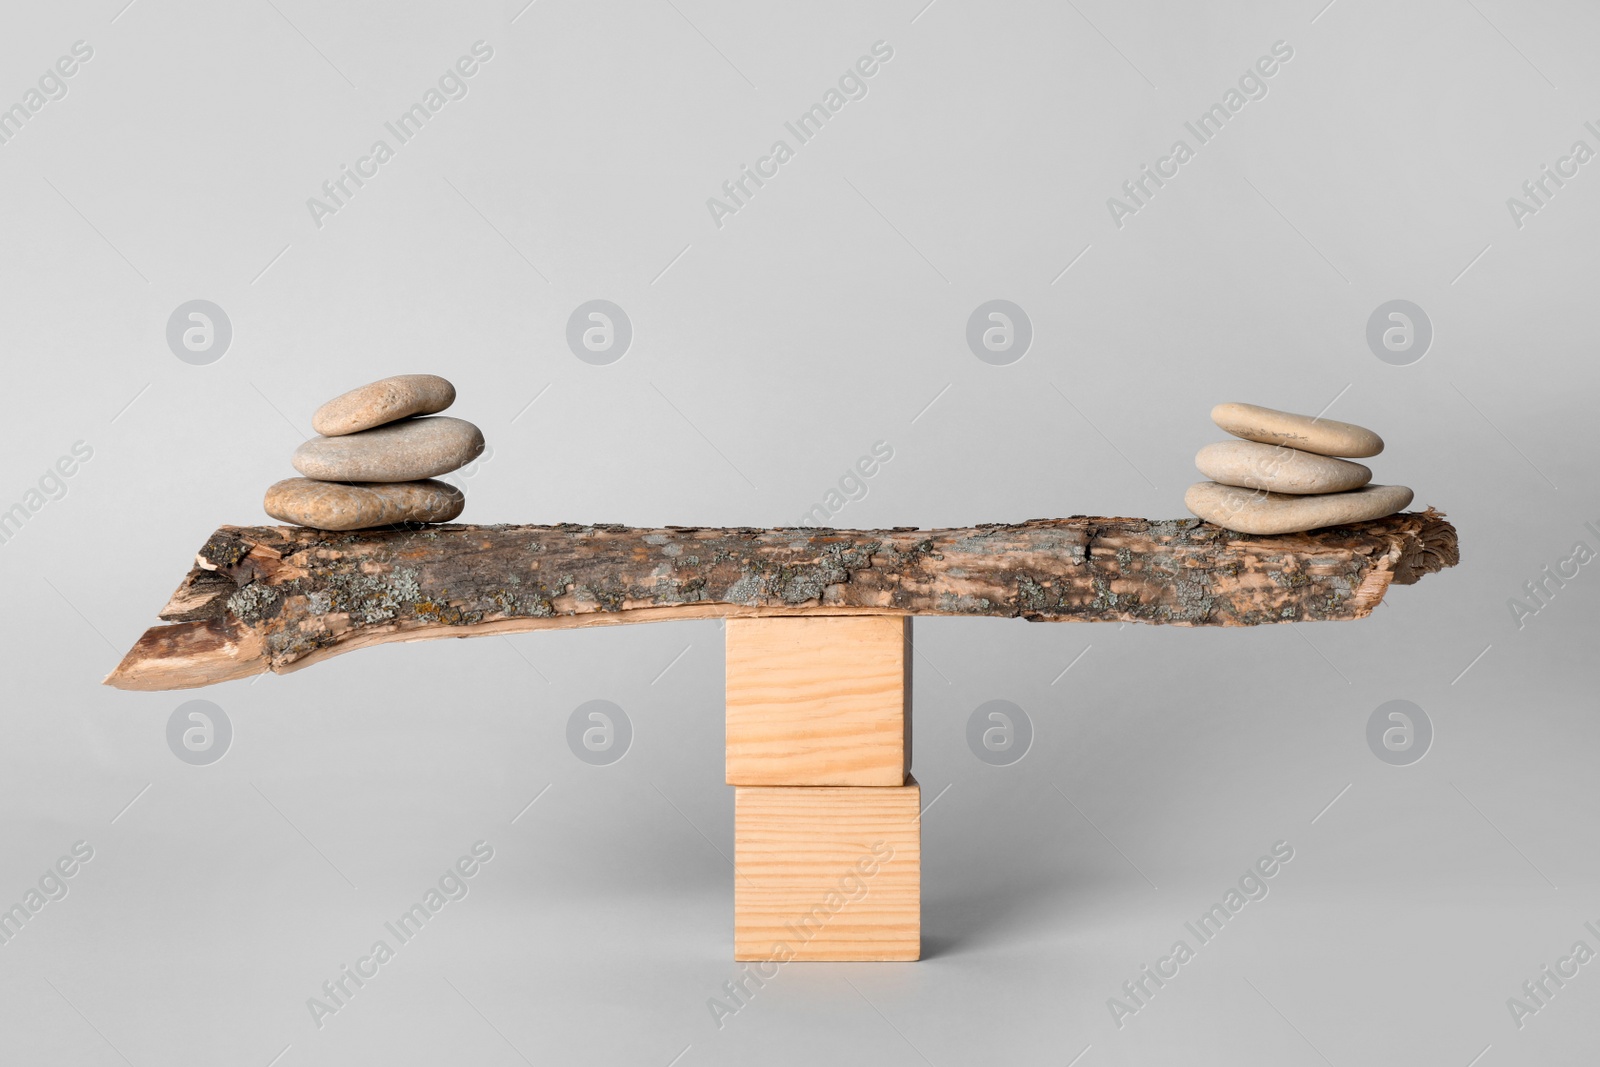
[1,0,1596,1063]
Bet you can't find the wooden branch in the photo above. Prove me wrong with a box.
[105,511,1459,691]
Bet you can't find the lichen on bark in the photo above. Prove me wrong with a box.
[107,511,1458,691]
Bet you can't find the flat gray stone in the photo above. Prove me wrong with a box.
[264,478,464,530]
[1211,402,1383,458]
[312,374,455,437]
[292,417,484,483]
[1185,481,1414,535]
[1195,440,1371,495]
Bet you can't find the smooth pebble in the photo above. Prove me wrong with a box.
[292,416,484,483]
[1195,440,1371,495]
[312,374,455,437]
[264,478,464,530]
[1184,481,1414,535]
[1211,402,1383,458]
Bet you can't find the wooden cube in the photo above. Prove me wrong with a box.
[734,778,920,962]
[725,616,910,786]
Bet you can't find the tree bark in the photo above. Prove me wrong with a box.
[105,510,1459,691]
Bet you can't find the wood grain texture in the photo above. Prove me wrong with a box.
[734,779,920,962]
[726,617,910,786]
[105,511,1459,691]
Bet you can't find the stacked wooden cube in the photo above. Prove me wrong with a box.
[726,616,920,962]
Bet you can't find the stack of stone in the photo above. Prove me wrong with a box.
[263,374,485,531]
[1184,402,1413,535]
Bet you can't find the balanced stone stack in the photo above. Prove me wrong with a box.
[263,374,484,531]
[1184,402,1413,535]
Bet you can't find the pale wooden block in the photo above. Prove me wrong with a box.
[734,778,920,962]
[725,616,910,786]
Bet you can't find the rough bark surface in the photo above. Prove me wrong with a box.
[106,510,1459,691]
